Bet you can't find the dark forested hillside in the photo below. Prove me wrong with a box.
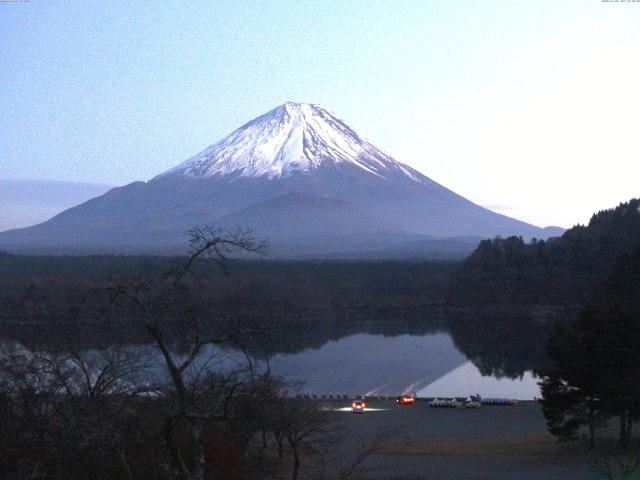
[0,253,457,332]
[448,198,640,305]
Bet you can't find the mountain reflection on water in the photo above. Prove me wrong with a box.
[269,332,467,396]
[265,307,557,398]
[0,307,569,399]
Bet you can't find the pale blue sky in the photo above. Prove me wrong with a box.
[1,1,639,227]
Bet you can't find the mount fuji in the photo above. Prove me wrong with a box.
[0,102,563,257]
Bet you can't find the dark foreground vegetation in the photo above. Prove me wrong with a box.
[0,228,348,480]
[1,344,324,480]
[537,245,640,448]
[511,200,640,467]
[450,199,640,475]
[1,199,640,479]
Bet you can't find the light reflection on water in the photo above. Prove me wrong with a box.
[1,326,544,400]
[417,361,540,400]
[264,333,540,400]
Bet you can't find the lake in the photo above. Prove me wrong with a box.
[265,331,540,399]
[1,307,558,400]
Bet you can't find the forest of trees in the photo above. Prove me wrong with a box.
[507,201,640,452]
[536,245,640,447]
[0,253,456,326]
[444,198,640,450]
[0,250,457,357]
[449,198,640,305]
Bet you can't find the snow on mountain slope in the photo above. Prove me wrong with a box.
[0,102,564,255]
[156,102,420,181]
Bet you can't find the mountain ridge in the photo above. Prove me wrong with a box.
[0,102,563,257]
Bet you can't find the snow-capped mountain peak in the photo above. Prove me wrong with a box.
[0,102,560,255]
[156,102,420,181]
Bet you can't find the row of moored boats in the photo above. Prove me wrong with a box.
[428,397,518,408]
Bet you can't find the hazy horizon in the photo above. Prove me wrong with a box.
[0,179,113,232]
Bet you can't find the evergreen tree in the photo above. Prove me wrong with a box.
[539,304,640,446]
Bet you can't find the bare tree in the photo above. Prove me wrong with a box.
[109,226,266,480]
[270,398,328,480]
[0,343,158,480]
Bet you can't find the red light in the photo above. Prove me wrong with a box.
[397,395,415,404]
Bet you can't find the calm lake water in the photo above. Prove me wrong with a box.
[2,308,556,400]
[265,331,540,399]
